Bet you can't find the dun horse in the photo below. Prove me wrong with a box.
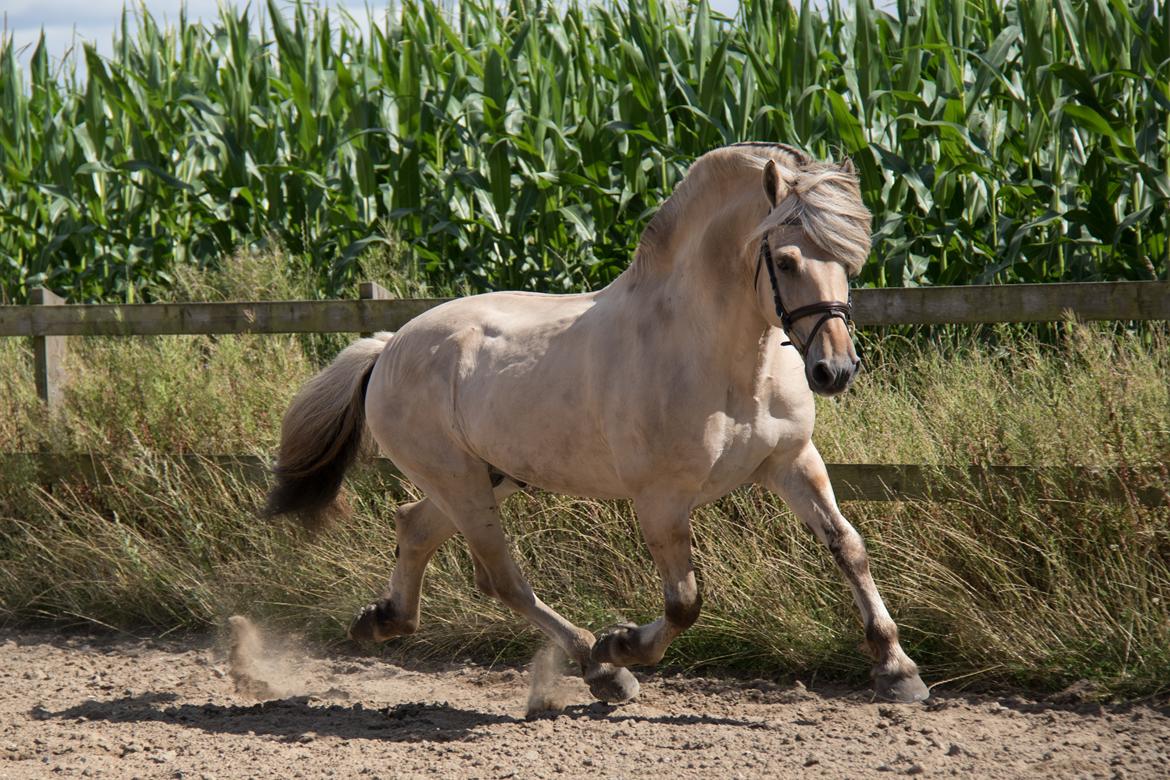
[265,143,929,704]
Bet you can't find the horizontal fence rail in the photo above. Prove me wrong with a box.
[850,281,1169,326]
[0,297,447,337]
[1,281,1167,337]
[2,453,1164,506]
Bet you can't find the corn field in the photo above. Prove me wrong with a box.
[1,0,1168,303]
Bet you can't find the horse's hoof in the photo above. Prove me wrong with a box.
[347,600,412,642]
[875,671,930,703]
[590,623,640,667]
[585,664,640,703]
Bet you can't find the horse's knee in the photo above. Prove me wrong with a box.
[393,500,423,539]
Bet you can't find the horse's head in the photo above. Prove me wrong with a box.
[749,157,869,397]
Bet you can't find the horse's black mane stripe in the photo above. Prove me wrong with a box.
[726,141,811,166]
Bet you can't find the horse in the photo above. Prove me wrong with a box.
[264,142,930,704]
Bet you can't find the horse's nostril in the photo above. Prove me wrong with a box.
[811,361,833,387]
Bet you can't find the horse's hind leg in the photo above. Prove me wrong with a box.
[414,464,640,704]
[764,443,929,703]
[349,496,454,641]
[592,494,700,668]
[349,482,517,641]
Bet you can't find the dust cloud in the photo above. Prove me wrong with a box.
[225,615,305,701]
[526,643,573,717]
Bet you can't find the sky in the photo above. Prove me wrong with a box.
[4,0,744,68]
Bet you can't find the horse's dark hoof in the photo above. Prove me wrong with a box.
[875,671,930,703]
[347,600,413,642]
[584,664,640,703]
[590,623,640,667]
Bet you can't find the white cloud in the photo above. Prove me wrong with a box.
[5,0,743,70]
[5,1,223,69]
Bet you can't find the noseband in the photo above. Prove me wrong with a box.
[754,221,853,358]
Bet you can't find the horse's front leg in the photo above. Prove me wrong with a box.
[761,443,929,702]
[592,494,700,668]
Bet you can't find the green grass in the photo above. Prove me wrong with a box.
[0,252,1167,695]
[2,0,1167,303]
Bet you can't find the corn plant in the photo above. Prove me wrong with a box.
[0,0,1167,303]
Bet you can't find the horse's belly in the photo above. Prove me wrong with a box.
[467,415,628,500]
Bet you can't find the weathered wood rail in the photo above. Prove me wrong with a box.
[1,281,1166,337]
[2,280,1167,503]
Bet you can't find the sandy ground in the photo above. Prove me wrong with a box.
[1,624,1168,780]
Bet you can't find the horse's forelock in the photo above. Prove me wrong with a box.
[745,161,871,276]
[791,167,872,275]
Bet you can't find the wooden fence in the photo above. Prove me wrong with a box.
[3,280,1167,339]
[2,279,1167,504]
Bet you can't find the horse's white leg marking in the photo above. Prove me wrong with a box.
[348,481,519,642]
[763,443,929,702]
[592,495,699,668]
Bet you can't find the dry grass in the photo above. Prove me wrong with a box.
[0,259,1166,695]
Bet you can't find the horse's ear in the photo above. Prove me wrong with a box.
[839,156,857,175]
[762,159,782,207]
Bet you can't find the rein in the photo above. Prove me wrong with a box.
[754,217,853,357]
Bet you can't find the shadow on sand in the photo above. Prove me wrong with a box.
[39,691,774,744]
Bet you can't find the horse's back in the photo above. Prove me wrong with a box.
[365,289,625,492]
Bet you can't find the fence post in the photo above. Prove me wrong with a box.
[359,281,393,338]
[31,287,67,413]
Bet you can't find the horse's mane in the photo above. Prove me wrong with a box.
[628,143,871,279]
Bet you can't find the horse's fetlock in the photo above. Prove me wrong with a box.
[372,598,420,634]
[664,592,702,630]
[871,649,917,681]
[863,618,902,662]
[349,597,419,642]
[640,642,667,666]
[865,617,899,647]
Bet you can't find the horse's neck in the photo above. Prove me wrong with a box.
[614,181,773,379]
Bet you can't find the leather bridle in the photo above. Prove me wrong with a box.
[754,218,853,358]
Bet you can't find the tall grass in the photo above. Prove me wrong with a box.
[1,252,1166,694]
[2,0,1167,303]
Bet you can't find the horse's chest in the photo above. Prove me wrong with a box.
[700,407,800,483]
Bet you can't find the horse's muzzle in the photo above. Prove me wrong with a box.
[808,357,860,396]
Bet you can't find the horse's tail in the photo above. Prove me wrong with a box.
[263,332,393,532]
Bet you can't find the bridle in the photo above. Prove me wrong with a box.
[754,215,853,358]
